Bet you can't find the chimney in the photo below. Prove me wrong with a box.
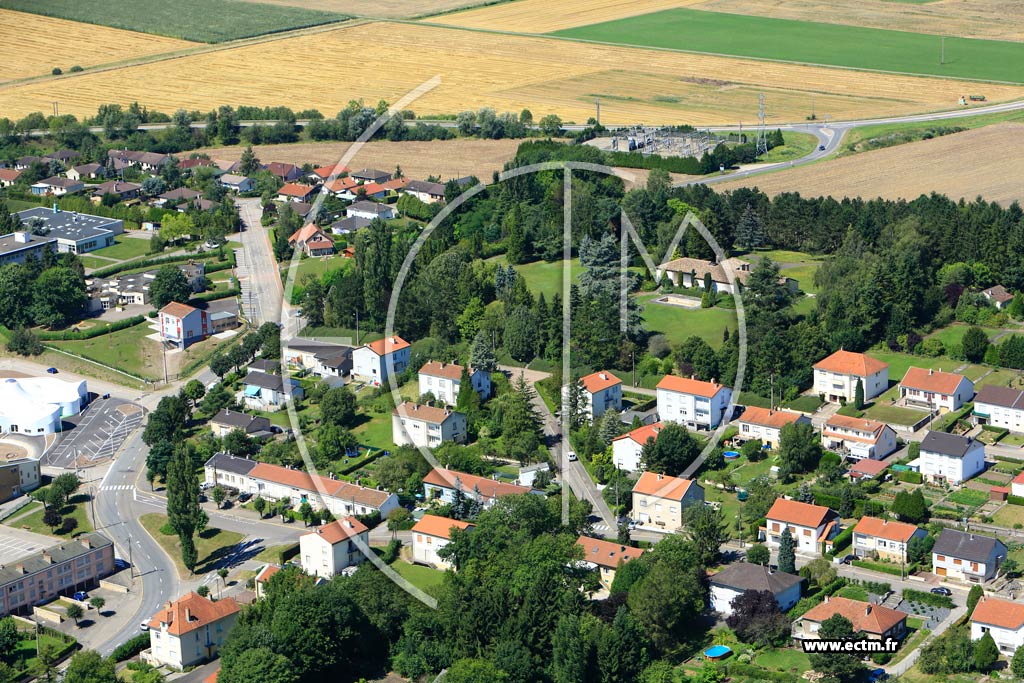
[824,595,829,603]
[658,472,664,480]
[599,372,607,380]
[15,564,25,575]
[52,202,58,214]
[13,231,28,243]
[929,369,934,376]
[345,519,353,529]
[317,527,322,534]
[165,600,173,610]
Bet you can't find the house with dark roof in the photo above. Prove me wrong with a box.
[31,176,84,196]
[974,385,1024,434]
[920,430,985,485]
[67,163,105,181]
[933,528,1007,582]
[899,367,974,413]
[329,215,372,234]
[209,409,273,438]
[346,200,396,221]
[710,562,803,616]
[795,596,907,642]
[763,499,840,557]
[402,179,446,204]
[264,162,303,182]
[282,338,352,378]
[241,370,303,411]
[90,180,141,202]
[970,596,1024,654]
[351,168,392,184]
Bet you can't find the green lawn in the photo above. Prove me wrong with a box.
[390,560,445,592]
[863,403,929,426]
[993,504,1024,527]
[840,109,1024,156]
[80,255,114,270]
[50,321,161,381]
[254,543,298,564]
[865,351,961,380]
[7,632,76,678]
[139,513,245,577]
[9,494,94,538]
[1002,433,1024,448]
[925,324,1002,349]
[946,488,990,507]
[977,368,1024,389]
[754,648,811,673]
[638,293,735,348]
[552,8,1024,83]
[755,132,818,164]
[784,395,823,413]
[837,584,870,601]
[352,413,395,451]
[284,254,351,285]
[487,256,583,299]
[90,237,153,262]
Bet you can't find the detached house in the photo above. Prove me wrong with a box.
[933,529,1007,582]
[31,176,84,196]
[971,596,1024,655]
[403,180,446,204]
[158,302,210,349]
[982,285,1014,310]
[209,409,272,439]
[974,386,1024,434]
[277,182,318,203]
[920,431,985,485]
[821,415,898,460]
[392,402,467,448]
[352,335,411,386]
[287,223,334,257]
[710,562,803,616]
[351,168,392,184]
[795,596,907,642]
[144,593,240,670]
[423,467,537,508]
[0,168,21,187]
[899,367,974,413]
[813,350,888,404]
[656,375,732,430]
[412,514,474,568]
[611,421,663,472]
[763,499,840,556]
[218,174,253,193]
[347,200,396,221]
[67,163,104,181]
[265,162,303,182]
[418,360,490,406]
[734,406,809,449]
[630,471,704,531]
[576,536,644,589]
[241,371,303,411]
[576,370,623,421]
[299,518,369,579]
[852,517,926,563]
[310,164,350,181]
[657,256,754,295]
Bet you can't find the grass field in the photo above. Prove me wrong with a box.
[12,494,95,538]
[553,8,1024,83]
[863,403,928,426]
[430,0,701,33]
[925,324,1003,349]
[140,513,245,577]
[249,0,489,19]
[0,0,347,42]
[754,647,811,672]
[840,109,1024,156]
[865,351,961,380]
[717,123,1024,207]
[390,559,446,591]
[3,22,1019,125]
[0,9,195,83]
[50,322,161,381]
[755,132,818,164]
[90,236,153,261]
[638,293,735,348]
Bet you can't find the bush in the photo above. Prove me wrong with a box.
[725,663,798,683]
[897,471,923,484]
[872,652,892,665]
[904,588,955,609]
[1008,495,1024,507]
[52,67,62,75]
[278,543,300,565]
[70,65,83,73]
[382,538,402,564]
[110,633,151,662]
[852,559,904,576]
[831,525,855,554]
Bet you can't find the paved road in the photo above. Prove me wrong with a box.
[235,197,282,326]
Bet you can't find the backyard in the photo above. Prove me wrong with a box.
[638,292,736,348]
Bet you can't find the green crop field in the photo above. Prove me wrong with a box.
[552,9,1024,84]
[0,0,347,43]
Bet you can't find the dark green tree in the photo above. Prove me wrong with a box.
[854,378,864,410]
[962,326,990,363]
[726,589,790,647]
[32,266,86,328]
[778,528,796,574]
[63,650,115,683]
[165,445,201,572]
[746,543,770,566]
[778,422,823,480]
[974,631,999,672]
[319,385,357,428]
[683,502,728,567]
[640,422,700,474]
[149,265,192,309]
[891,489,929,524]
[809,614,864,683]
[967,585,984,615]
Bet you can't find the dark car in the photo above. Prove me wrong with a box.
[72,591,89,601]
[238,492,252,503]
[46,367,58,374]
[868,668,888,682]
[114,558,130,571]
[840,554,857,565]
[818,144,826,151]
[931,586,952,596]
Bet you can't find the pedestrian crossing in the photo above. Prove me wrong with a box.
[100,484,133,492]
[592,523,611,533]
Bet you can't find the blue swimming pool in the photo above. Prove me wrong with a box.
[704,645,732,660]
[723,450,740,459]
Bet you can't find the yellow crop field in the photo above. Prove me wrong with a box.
[0,10,196,84]
[1,22,1021,125]
[427,0,702,33]
[714,123,1024,207]
[244,0,490,19]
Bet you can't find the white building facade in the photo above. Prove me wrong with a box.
[656,375,732,430]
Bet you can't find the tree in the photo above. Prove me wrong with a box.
[640,421,700,474]
[726,589,790,647]
[253,496,267,518]
[746,543,770,566]
[974,631,999,672]
[777,422,822,480]
[159,212,195,245]
[470,330,497,373]
[962,326,990,363]
[149,265,192,309]
[446,658,509,683]
[33,266,86,328]
[891,489,929,524]
[809,614,864,683]
[182,379,206,407]
[1011,643,1024,679]
[141,176,166,197]
[218,567,229,587]
[734,205,766,249]
[89,597,106,615]
[299,501,314,527]
[166,445,202,572]
[239,146,261,175]
[33,642,58,682]
[197,584,210,598]
[43,507,62,530]
[319,385,357,428]
[218,648,296,683]
[63,650,116,683]
[52,472,81,507]
[800,557,837,588]
[539,114,563,136]
[627,536,707,650]
[387,507,412,539]
[66,603,84,626]
[854,378,864,410]
[907,533,935,564]
[212,485,226,509]
[0,617,19,656]
[683,503,728,567]
[967,585,984,615]
[6,326,42,356]
[778,528,796,574]
[210,353,233,378]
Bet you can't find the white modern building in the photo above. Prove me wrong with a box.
[418,360,490,406]
[970,597,1024,655]
[821,415,898,460]
[919,431,985,485]
[352,336,411,386]
[656,375,732,430]
[763,499,840,556]
[16,206,123,254]
[411,514,474,568]
[299,518,370,579]
[813,350,888,404]
[0,376,88,436]
[392,402,467,448]
[611,421,663,472]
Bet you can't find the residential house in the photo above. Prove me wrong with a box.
[44,150,80,165]
[67,163,104,181]
[611,421,663,472]
[821,415,898,460]
[157,187,203,207]
[346,200,396,221]
[352,335,411,386]
[177,158,217,174]
[657,256,759,295]
[292,202,316,221]
[15,207,123,254]
[241,371,304,411]
[324,176,360,198]
[218,174,253,193]
[794,596,907,642]
[177,198,220,214]
[31,177,84,196]
[656,375,732,430]
[403,179,446,204]
[310,164,350,181]
[848,458,889,481]
[418,360,490,405]
[0,168,21,187]
[299,518,370,579]
[575,370,623,421]
[208,409,273,438]
[159,302,211,349]
[0,534,114,617]
[970,596,1024,655]
[0,458,41,503]
[91,180,141,202]
[423,467,538,508]
[277,182,318,203]
[144,593,240,670]
[709,562,803,616]
[813,350,889,403]
[1012,471,1024,498]
[329,215,371,234]
[392,402,467,448]
[974,386,1024,433]
[381,178,407,193]
[899,367,974,413]
[411,514,474,568]
[107,150,173,172]
[734,406,810,449]
[630,471,704,531]
[351,168,392,184]
[253,564,279,600]
[282,339,352,378]
[763,499,840,556]
[264,162,303,182]
[851,516,926,562]
[576,536,644,589]
[354,182,389,200]
[982,285,1014,310]
[933,529,1007,582]
[203,452,399,518]
[920,430,985,485]
[287,223,334,257]
[15,156,42,170]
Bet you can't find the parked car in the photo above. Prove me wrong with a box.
[46,367,58,374]
[72,591,89,601]
[114,558,130,571]
[140,622,149,631]
[840,554,857,565]
[931,587,952,596]
[238,492,252,503]
[867,669,888,682]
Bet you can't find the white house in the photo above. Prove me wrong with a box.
[576,536,644,589]
[974,386,1024,433]
[971,597,1024,655]
[919,431,985,485]
[933,528,1007,582]
[763,499,840,556]
[795,596,907,642]
[982,285,1014,310]
[144,593,240,670]
[403,180,446,204]
[159,302,210,350]
[411,514,474,568]
[630,471,704,531]
[821,415,898,460]
[423,467,537,508]
[299,518,370,579]
[733,406,810,449]
[611,421,663,472]
[218,174,253,193]
[418,360,490,406]
[813,350,888,404]
[241,371,304,411]
[1012,472,1024,498]
[346,200,396,221]
[656,375,732,430]
[657,256,752,295]
[851,516,926,563]
[392,402,467,448]
[352,336,411,386]
[709,562,802,617]
[575,370,622,421]
[899,367,974,413]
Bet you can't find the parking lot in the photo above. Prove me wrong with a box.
[43,397,146,468]
[0,526,56,565]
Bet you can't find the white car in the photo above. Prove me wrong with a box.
[140,622,149,631]
[566,450,578,462]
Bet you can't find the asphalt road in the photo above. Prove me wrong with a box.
[235,197,283,326]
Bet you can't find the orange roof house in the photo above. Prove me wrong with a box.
[632,471,700,501]
[411,514,474,540]
[800,596,907,638]
[147,592,240,636]
[764,499,840,555]
[613,422,663,448]
[277,182,317,202]
[303,517,369,545]
[576,536,643,570]
[901,367,969,394]
[971,596,1024,631]
[813,350,888,376]
[852,516,921,543]
[766,499,836,529]
[311,164,350,179]
[325,176,359,194]
[899,367,974,411]
[366,335,411,356]
[737,406,806,430]
[656,375,727,398]
[423,467,535,504]
[580,370,622,394]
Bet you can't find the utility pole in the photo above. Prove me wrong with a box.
[811,94,815,120]
[354,311,360,346]
[631,351,636,388]
[596,97,601,126]
[128,535,134,579]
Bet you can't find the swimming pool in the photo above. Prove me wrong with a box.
[704,645,732,660]
[724,450,740,459]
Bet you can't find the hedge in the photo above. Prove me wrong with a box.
[812,490,841,511]
[897,471,923,484]
[903,588,955,609]
[89,250,226,279]
[1009,495,1024,506]
[831,525,855,554]
[278,543,300,565]
[190,287,240,303]
[335,449,385,477]
[852,559,904,576]
[725,663,799,683]
[0,315,146,341]
[110,633,151,662]
[933,403,974,433]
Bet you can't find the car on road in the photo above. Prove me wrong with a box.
[140,622,149,631]
[868,668,888,682]
[818,144,826,151]
[566,450,578,461]
[840,554,857,565]
[46,367,58,374]
[931,587,952,596]
[72,591,89,601]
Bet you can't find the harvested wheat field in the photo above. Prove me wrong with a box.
[2,22,1022,124]
[245,0,489,19]
[195,138,522,181]
[427,0,702,33]
[693,0,1024,42]
[0,9,195,84]
[714,123,1024,206]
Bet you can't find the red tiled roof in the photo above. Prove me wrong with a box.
[632,471,698,501]
[737,406,805,429]
[148,592,239,636]
[612,421,663,446]
[159,302,197,319]
[254,564,280,584]
[325,177,359,193]
[420,360,464,381]
[0,169,21,182]
[305,238,334,250]
[412,513,474,539]
[278,182,315,198]
[900,367,968,395]
[580,370,621,394]
[576,536,644,570]
[1013,471,1024,486]
[357,182,388,196]
[814,350,888,376]
[303,517,368,545]
[381,178,408,191]
[423,467,532,501]
[656,375,726,398]
[971,596,1024,630]
[983,286,1014,304]
[266,162,299,178]
[823,414,889,444]
[247,461,392,507]
[853,516,919,543]
[802,596,907,635]
[766,498,834,528]
[393,401,460,425]
[365,335,410,356]
[850,459,888,477]
[312,164,350,179]
[288,223,326,244]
